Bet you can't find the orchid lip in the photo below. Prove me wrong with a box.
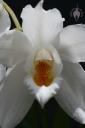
[32,49,55,87]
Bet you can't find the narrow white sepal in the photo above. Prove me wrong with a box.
[74,108,85,124]
[35,83,60,108]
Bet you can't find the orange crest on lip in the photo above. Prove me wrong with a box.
[33,59,54,86]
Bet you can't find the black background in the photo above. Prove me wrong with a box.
[4,0,85,26]
[4,0,85,128]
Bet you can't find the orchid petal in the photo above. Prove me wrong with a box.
[0,30,32,66]
[55,61,85,124]
[21,0,64,46]
[0,61,34,128]
[58,24,85,63]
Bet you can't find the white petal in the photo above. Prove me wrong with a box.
[0,30,32,66]
[21,0,64,46]
[58,24,85,63]
[0,1,11,35]
[73,108,85,124]
[55,61,85,124]
[0,61,34,128]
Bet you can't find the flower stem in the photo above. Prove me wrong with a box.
[3,2,22,31]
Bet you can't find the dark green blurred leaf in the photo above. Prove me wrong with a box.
[15,98,85,128]
[15,100,49,128]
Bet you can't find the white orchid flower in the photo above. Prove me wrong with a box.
[0,0,85,128]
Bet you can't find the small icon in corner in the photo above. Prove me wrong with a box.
[70,3,83,22]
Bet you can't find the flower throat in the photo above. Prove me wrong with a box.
[33,49,54,87]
